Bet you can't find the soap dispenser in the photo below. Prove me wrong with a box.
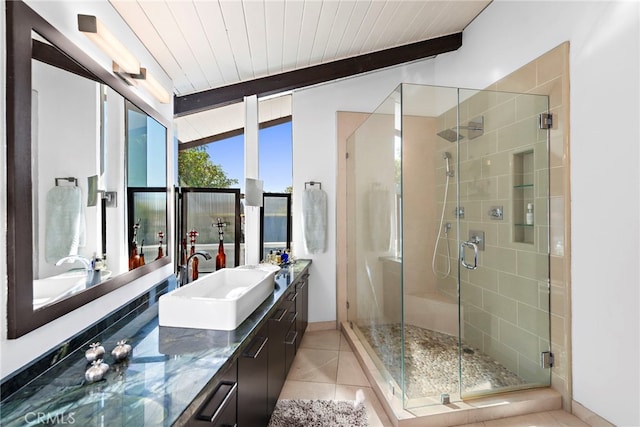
[526,203,534,225]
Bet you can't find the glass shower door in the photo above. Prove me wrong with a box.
[456,88,551,398]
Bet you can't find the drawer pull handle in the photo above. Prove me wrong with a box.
[270,307,287,322]
[242,336,268,359]
[196,381,237,423]
[287,292,298,302]
[284,331,298,345]
[285,312,297,324]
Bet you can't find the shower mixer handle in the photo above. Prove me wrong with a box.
[460,241,479,270]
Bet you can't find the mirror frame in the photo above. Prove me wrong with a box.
[6,1,172,339]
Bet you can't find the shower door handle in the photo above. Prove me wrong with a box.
[460,241,479,270]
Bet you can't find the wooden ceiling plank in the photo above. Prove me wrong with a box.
[264,0,285,74]
[360,1,401,53]
[334,1,373,60]
[295,1,324,67]
[321,1,357,62]
[281,1,305,72]
[175,32,462,116]
[244,0,269,77]
[167,1,225,90]
[308,1,341,66]
[219,0,254,81]
[193,1,240,85]
[139,1,210,91]
[346,1,386,55]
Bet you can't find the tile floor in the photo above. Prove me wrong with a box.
[277,329,590,427]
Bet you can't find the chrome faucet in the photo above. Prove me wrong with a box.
[56,255,101,286]
[178,251,212,287]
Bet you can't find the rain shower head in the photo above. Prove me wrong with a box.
[436,116,484,142]
[437,128,462,143]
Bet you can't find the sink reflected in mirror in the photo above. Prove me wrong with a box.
[33,270,112,310]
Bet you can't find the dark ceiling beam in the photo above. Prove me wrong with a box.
[174,32,462,117]
[179,116,292,150]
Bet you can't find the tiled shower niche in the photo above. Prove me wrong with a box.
[513,149,535,244]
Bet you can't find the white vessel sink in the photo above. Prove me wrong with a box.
[159,266,278,331]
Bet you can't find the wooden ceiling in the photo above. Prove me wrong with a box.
[109,0,491,138]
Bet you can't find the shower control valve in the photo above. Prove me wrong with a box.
[468,230,485,251]
[488,206,504,220]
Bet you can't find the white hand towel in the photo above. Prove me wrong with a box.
[302,187,327,254]
[45,186,86,263]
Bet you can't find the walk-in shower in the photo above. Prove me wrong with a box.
[345,83,551,418]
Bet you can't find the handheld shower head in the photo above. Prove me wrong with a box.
[443,152,454,177]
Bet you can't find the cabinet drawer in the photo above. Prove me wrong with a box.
[188,361,238,427]
[284,329,298,374]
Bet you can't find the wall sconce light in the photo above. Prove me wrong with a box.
[133,68,172,104]
[78,14,171,104]
[78,14,139,74]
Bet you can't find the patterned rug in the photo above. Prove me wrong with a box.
[268,399,368,427]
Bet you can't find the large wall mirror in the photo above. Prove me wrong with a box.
[6,1,171,338]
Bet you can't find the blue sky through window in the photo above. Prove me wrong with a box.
[204,121,292,193]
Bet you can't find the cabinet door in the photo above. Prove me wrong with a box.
[267,307,287,416]
[188,360,238,427]
[295,273,309,351]
[238,324,269,427]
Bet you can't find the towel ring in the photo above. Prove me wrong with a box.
[304,181,322,190]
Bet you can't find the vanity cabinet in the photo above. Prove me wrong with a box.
[238,323,270,427]
[267,306,288,415]
[182,268,310,427]
[295,272,309,351]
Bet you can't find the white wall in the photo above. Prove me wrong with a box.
[0,0,174,378]
[293,1,639,425]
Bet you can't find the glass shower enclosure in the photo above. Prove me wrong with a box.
[346,84,551,410]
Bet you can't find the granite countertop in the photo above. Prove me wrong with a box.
[0,260,311,427]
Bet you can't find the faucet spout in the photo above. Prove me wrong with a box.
[55,255,101,286]
[179,251,212,287]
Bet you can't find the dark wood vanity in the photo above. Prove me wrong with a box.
[186,266,310,427]
[0,261,311,427]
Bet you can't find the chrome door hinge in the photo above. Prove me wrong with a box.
[541,351,554,368]
[539,113,553,129]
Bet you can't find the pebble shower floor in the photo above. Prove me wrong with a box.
[358,324,525,399]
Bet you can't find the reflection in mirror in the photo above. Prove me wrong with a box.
[126,101,168,271]
[7,1,171,338]
[31,32,120,309]
[29,32,166,310]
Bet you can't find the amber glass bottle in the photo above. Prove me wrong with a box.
[155,231,164,260]
[129,241,140,270]
[191,245,199,280]
[138,240,145,267]
[188,229,199,281]
[215,237,226,270]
